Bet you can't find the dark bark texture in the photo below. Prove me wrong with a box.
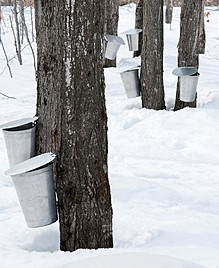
[133,0,143,57]
[141,0,166,110]
[199,1,206,54]
[35,0,113,252]
[174,0,203,111]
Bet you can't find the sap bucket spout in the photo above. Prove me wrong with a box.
[5,153,58,228]
[120,67,141,98]
[0,117,38,167]
[172,67,200,102]
[122,29,142,51]
[104,34,125,60]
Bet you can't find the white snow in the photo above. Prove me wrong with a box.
[0,4,219,268]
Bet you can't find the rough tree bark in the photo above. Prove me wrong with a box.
[174,0,203,111]
[133,0,143,57]
[199,0,206,54]
[141,0,166,110]
[35,0,113,252]
[103,0,119,67]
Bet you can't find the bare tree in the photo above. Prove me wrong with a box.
[18,0,36,76]
[141,0,166,110]
[13,0,22,65]
[35,0,113,251]
[165,0,173,30]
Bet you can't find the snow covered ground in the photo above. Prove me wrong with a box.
[0,4,219,268]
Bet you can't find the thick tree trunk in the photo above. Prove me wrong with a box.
[199,1,206,54]
[35,0,113,252]
[141,0,165,110]
[103,0,119,67]
[133,0,143,57]
[174,0,202,111]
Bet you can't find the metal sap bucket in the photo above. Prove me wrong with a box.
[5,153,57,228]
[122,29,142,51]
[0,117,38,167]
[120,68,141,98]
[172,67,199,102]
[179,74,199,102]
[104,34,125,60]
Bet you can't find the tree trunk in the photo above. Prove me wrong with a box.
[103,0,119,67]
[13,0,22,65]
[35,0,113,252]
[133,0,143,57]
[174,0,203,111]
[141,0,165,110]
[199,1,206,54]
[165,0,173,26]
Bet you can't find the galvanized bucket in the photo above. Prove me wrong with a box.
[0,117,38,167]
[172,67,199,102]
[122,29,142,51]
[179,74,199,102]
[5,153,57,228]
[104,34,125,60]
[120,68,141,98]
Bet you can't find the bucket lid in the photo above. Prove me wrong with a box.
[104,34,125,45]
[121,29,142,35]
[172,67,198,76]
[0,116,38,130]
[5,152,56,176]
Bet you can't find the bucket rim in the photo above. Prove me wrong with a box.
[5,152,56,176]
[172,67,198,77]
[0,116,38,130]
[120,66,140,74]
[104,34,125,45]
[121,28,142,35]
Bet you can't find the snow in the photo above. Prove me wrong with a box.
[0,4,219,268]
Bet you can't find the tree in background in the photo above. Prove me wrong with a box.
[35,0,113,251]
[141,0,166,110]
[174,0,203,111]
[165,0,173,29]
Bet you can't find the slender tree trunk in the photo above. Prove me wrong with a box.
[141,0,165,110]
[35,0,113,252]
[174,0,203,111]
[133,0,143,57]
[103,0,119,67]
[165,0,173,30]
[13,0,22,65]
[18,0,24,44]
